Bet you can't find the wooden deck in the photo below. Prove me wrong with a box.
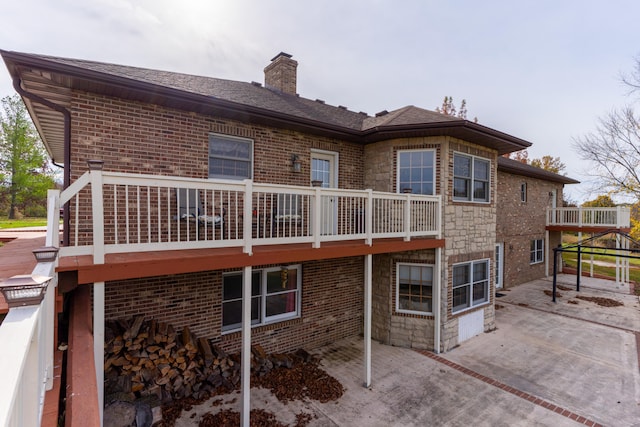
[58,237,445,284]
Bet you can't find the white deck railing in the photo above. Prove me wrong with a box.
[547,207,631,228]
[0,261,57,427]
[55,168,441,259]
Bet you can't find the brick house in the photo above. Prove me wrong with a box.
[496,157,578,288]
[4,50,611,423]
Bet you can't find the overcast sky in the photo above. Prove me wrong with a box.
[2,0,639,203]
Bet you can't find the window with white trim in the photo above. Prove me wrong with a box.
[530,239,544,264]
[452,259,490,313]
[222,265,301,332]
[397,149,435,195]
[453,153,490,202]
[396,263,434,314]
[208,134,253,180]
[520,183,527,203]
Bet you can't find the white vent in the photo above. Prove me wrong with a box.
[458,309,484,343]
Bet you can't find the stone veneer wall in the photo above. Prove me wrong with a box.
[496,170,564,288]
[440,140,498,351]
[371,250,437,350]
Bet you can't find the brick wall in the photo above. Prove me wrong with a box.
[497,170,564,287]
[105,257,364,354]
[67,91,364,245]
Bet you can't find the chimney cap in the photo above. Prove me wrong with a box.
[271,52,293,61]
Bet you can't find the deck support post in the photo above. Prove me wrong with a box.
[434,247,441,354]
[363,254,372,388]
[93,281,105,426]
[240,265,252,427]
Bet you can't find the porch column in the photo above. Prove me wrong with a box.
[363,254,372,388]
[89,160,105,425]
[240,266,252,427]
[544,230,550,277]
[434,247,441,354]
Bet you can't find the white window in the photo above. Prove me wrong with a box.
[396,263,434,314]
[452,259,490,314]
[222,265,301,332]
[520,183,527,203]
[453,153,490,202]
[397,149,436,195]
[530,239,544,264]
[208,134,253,180]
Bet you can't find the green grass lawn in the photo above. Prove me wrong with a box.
[0,218,49,229]
[562,246,640,267]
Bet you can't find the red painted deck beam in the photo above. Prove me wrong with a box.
[65,286,100,427]
[58,238,445,285]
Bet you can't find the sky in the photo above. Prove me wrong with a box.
[1,0,639,203]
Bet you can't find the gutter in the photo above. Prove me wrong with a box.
[13,78,71,246]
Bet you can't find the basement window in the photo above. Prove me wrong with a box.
[222,265,301,333]
[396,263,434,314]
[530,239,544,264]
[452,259,490,314]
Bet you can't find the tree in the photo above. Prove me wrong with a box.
[581,194,616,207]
[574,59,640,199]
[0,94,56,218]
[504,150,566,174]
[530,155,566,174]
[435,96,478,122]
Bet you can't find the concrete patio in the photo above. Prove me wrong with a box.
[175,275,640,426]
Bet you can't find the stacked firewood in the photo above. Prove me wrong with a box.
[104,316,307,403]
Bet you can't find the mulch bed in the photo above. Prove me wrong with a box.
[153,356,341,427]
[575,295,624,307]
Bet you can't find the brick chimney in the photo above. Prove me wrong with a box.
[264,52,298,95]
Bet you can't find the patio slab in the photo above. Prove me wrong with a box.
[174,276,640,426]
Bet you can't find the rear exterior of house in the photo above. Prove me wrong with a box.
[496,157,579,289]
[4,49,605,425]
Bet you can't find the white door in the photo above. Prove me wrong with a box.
[495,243,504,289]
[311,150,338,235]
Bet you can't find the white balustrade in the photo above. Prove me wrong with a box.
[56,170,442,258]
[547,207,631,228]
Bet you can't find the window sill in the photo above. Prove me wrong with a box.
[452,300,490,316]
[221,314,301,336]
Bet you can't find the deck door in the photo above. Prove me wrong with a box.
[495,243,504,289]
[311,150,338,235]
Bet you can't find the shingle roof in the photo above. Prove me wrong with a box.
[498,156,579,184]
[1,50,533,158]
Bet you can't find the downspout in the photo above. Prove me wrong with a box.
[13,78,71,245]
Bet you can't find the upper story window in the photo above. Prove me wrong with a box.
[520,183,527,203]
[453,153,490,202]
[396,263,434,315]
[397,149,435,195]
[209,134,253,180]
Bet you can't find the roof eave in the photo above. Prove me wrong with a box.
[363,120,531,154]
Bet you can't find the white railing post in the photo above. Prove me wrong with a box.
[365,189,373,246]
[404,194,411,241]
[436,195,442,239]
[243,179,254,255]
[46,189,60,248]
[578,207,583,227]
[88,160,105,264]
[313,188,322,248]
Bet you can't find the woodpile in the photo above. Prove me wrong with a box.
[104,316,313,404]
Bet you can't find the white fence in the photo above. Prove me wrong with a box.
[547,207,631,228]
[0,261,57,427]
[57,169,442,259]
